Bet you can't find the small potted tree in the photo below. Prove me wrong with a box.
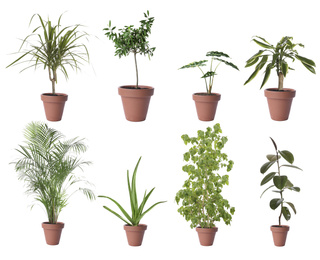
[244,36,316,121]
[12,122,95,245]
[260,137,302,246]
[98,157,166,246]
[179,51,239,121]
[7,13,89,121]
[175,124,235,246]
[104,11,156,122]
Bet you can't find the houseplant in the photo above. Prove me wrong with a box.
[98,157,166,246]
[12,122,95,245]
[175,124,235,246]
[244,36,316,121]
[7,13,89,121]
[103,11,155,122]
[260,137,302,246]
[179,51,239,121]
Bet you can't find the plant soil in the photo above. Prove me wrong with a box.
[121,86,147,90]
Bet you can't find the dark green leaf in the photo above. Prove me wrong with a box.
[245,57,259,68]
[266,154,280,162]
[281,61,289,77]
[244,67,260,85]
[260,185,274,198]
[285,202,297,214]
[279,150,294,164]
[260,161,276,174]
[280,164,302,171]
[253,39,273,49]
[261,172,277,186]
[300,61,316,74]
[273,175,288,190]
[269,137,277,150]
[260,64,272,89]
[270,198,283,210]
[295,55,316,67]
[288,186,300,192]
[282,206,291,221]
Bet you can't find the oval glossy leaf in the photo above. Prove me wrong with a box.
[285,179,293,188]
[260,161,275,174]
[266,154,279,162]
[285,202,297,214]
[279,150,294,164]
[273,175,288,190]
[270,198,283,210]
[282,206,291,221]
[261,172,277,186]
[289,186,301,192]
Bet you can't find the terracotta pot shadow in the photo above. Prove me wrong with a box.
[42,222,64,245]
[124,224,147,246]
[264,88,296,121]
[196,226,218,246]
[41,93,68,122]
[118,86,154,122]
[270,225,290,247]
[193,93,221,121]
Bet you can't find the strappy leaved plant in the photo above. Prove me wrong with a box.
[175,124,235,229]
[7,13,89,95]
[260,138,302,225]
[12,122,95,224]
[103,11,155,89]
[244,36,316,90]
[98,157,166,226]
[179,51,239,94]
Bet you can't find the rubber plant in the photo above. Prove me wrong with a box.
[260,137,302,246]
[244,36,316,121]
[12,122,95,245]
[98,157,166,246]
[179,51,239,121]
[7,13,89,121]
[175,123,235,246]
[103,11,156,121]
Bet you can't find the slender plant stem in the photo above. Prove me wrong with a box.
[278,72,284,91]
[275,148,283,225]
[134,51,139,88]
[198,66,208,93]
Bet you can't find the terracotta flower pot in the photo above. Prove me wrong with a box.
[264,88,296,121]
[270,225,290,247]
[124,224,147,246]
[41,93,68,122]
[118,86,154,122]
[42,222,64,245]
[196,226,218,246]
[192,93,221,121]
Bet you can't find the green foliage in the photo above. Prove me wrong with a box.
[12,122,95,224]
[103,11,155,88]
[244,36,316,90]
[98,157,166,226]
[7,13,89,95]
[179,51,239,94]
[260,138,302,225]
[175,124,235,229]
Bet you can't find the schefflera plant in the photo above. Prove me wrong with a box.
[260,137,302,225]
[175,124,235,230]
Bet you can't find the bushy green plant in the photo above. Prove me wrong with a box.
[103,11,155,88]
[12,122,95,224]
[175,124,235,229]
[179,51,239,94]
[7,13,89,95]
[260,138,302,225]
[98,157,166,226]
[244,36,316,90]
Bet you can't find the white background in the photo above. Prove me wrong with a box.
[0,0,319,259]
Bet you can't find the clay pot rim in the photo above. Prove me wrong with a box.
[119,85,154,90]
[193,92,221,96]
[41,93,68,96]
[42,222,65,229]
[264,88,296,98]
[270,225,290,231]
[124,224,147,231]
[196,226,218,232]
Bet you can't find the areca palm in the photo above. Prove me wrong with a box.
[12,122,95,224]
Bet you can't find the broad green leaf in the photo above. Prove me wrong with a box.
[273,175,288,190]
[281,61,289,77]
[254,36,272,45]
[285,179,293,188]
[288,186,300,192]
[253,39,273,49]
[261,172,277,186]
[279,150,294,164]
[246,50,265,63]
[245,57,259,68]
[206,51,229,58]
[255,55,268,70]
[270,198,283,210]
[300,62,316,74]
[285,202,297,214]
[266,154,280,161]
[260,64,272,89]
[244,67,260,85]
[282,206,291,221]
[260,161,276,174]
[295,55,316,67]
[280,164,302,171]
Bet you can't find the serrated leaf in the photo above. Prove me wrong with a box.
[273,175,288,190]
[270,198,283,210]
[261,172,277,186]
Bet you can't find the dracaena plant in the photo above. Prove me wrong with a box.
[175,124,235,229]
[6,13,89,95]
[103,11,155,89]
[179,51,239,94]
[260,138,302,225]
[98,157,166,226]
[12,122,95,224]
[244,36,316,90]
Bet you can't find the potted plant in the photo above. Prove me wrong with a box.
[98,157,166,246]
[244,36,316,121]
[7,13,89,121]
[260,137,302,246]
[179,51,239,121]
[175,124,235,246]
[103,11,155,122]
[12,122,95,245]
